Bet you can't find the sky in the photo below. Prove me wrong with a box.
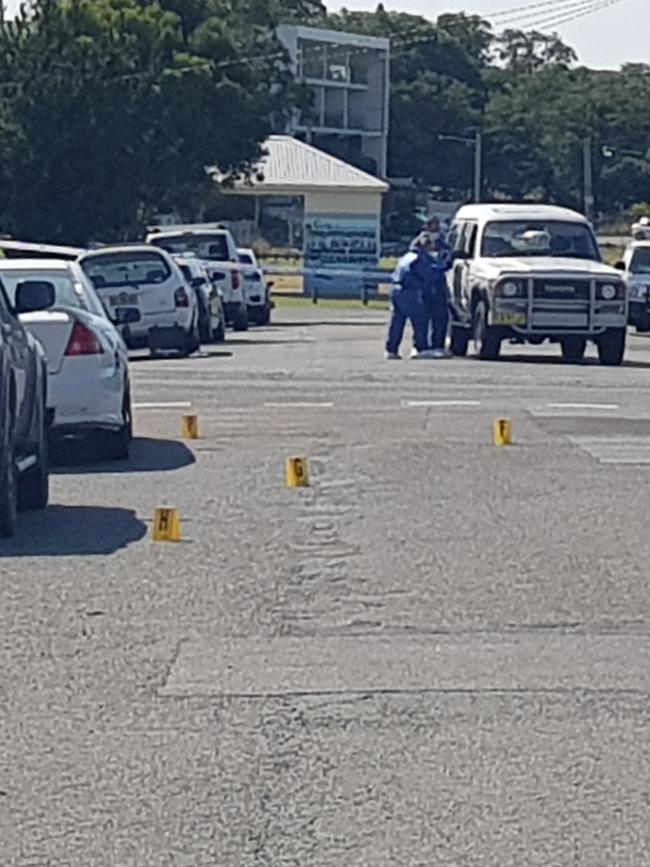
[324,0,647,70]
[3,0,645,70]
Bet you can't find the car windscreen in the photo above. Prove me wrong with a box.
[238,252,254,265]
[0,269,104,316]
[81,251,171,288]
[629,248,650,274]
[481,221,600,260]
[150,234,230,262]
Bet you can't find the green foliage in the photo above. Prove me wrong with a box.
[0,0,300,243]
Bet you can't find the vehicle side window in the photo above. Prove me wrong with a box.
[448,222,463,252]
[461,223,478,259]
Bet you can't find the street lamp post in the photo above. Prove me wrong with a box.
[438,132,483,203]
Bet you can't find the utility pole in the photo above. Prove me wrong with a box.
[438,131,483,203]
[583,137,594,221]
[474,132,482,203]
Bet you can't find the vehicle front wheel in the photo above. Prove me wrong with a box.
[257,304,271,326]
[0,406,18,538]
[473,301,501,360]
[560,336,587,362]
[450,324,470,357]
[18,387,49,511]
[182,320,201,356]
[598,327,626,366]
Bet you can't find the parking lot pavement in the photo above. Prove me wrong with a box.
[4,307,650,865]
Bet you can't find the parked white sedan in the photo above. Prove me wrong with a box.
[0,259,132,460]
[237,248,272,325]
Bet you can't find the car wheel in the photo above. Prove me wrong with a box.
[213,317,226,343]
[18,386,49,512]
[598,327,626,366]
[473,301,501,360]
[101,390,132,461]
[560,336,587,362]
[199,313,211,345]
[450,324,470,357]
[257,304,271,327]
[233,305,249,332]
[182,319,201,356]
[0,399,18,538]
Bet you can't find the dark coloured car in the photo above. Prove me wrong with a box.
[0,279,51,537]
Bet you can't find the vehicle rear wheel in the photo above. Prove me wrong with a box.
[473,301,501,360]
[560,336,587,362]
[233,306,249,332]
[182,319,201,356]
[18,387,49,511]
[450,324,470,357]
[100,389,132,461]
[0,399,17,538]
[213,317,226,343]
[598,327,626,366]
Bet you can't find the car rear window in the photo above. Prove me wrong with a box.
[238,252,254,265]
[0,268,105,316]
[82,251,171,288]
[150,234,231,262]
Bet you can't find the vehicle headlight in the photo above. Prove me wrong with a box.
[494,279,525,298]
[601,284,617,301]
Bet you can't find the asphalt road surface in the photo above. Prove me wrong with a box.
[4,307,650,865]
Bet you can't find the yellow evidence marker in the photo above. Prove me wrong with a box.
[493,418,513,447]
[286,456,310,487]
[181,414,199,440]
[153,507,182,542]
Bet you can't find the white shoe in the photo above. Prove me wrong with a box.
[385,351,402,360]
[411,349,436,360]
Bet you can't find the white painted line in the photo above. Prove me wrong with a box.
[546,403,619,411]
[134,401,192,409]
[402,399,481,408]
[264,401,334,408]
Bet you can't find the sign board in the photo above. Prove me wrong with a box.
[303,213,380,298]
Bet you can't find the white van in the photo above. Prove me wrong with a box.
[80,245,200,356]
[146,224,249,331]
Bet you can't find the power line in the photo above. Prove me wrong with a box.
[495,0,611,26]
[506,0,628,30]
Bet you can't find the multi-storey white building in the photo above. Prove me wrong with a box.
[276,24,390,179]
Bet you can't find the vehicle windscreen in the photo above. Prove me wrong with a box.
[150,234,230,262]
[238,252,254,265]
[0,269,105,317]
[629,248,650,274]
[82,251,171,288]
[481,221,600,260]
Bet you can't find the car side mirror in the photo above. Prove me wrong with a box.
[453,249,470,261]
[15,280,55,314]
[614,261,626,271]
[191,277,204,289]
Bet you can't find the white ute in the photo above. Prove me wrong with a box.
[447,204,629,365]
[146,224,249,332]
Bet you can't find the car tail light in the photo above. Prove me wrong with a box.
[65,321,104,356]
[174,286,190,307]
[232,270,240,290]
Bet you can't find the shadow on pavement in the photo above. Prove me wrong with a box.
[491,353,650,370]
[129,349,233,363]
[0,505,147,556]
[52,437,196,474]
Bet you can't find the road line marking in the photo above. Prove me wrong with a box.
[264,401,334,408]
[546,403,619,411]
[134,401,193,409]
[402,400,481,408]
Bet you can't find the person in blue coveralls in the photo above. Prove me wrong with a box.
[423,216,453,357]
[385,233,440,360]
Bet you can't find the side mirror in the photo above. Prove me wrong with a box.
[267,281,275,290]
[453,249,470,261]
[614,261,626,271]
[191,277,205,289]
[15,280,55,314]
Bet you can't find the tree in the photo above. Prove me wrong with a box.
[0,0,300,243]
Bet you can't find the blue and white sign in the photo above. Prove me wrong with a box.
[303,213,380,298]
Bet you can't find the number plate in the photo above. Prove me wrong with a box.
[110,292,138,306]
[493,312,526,326]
